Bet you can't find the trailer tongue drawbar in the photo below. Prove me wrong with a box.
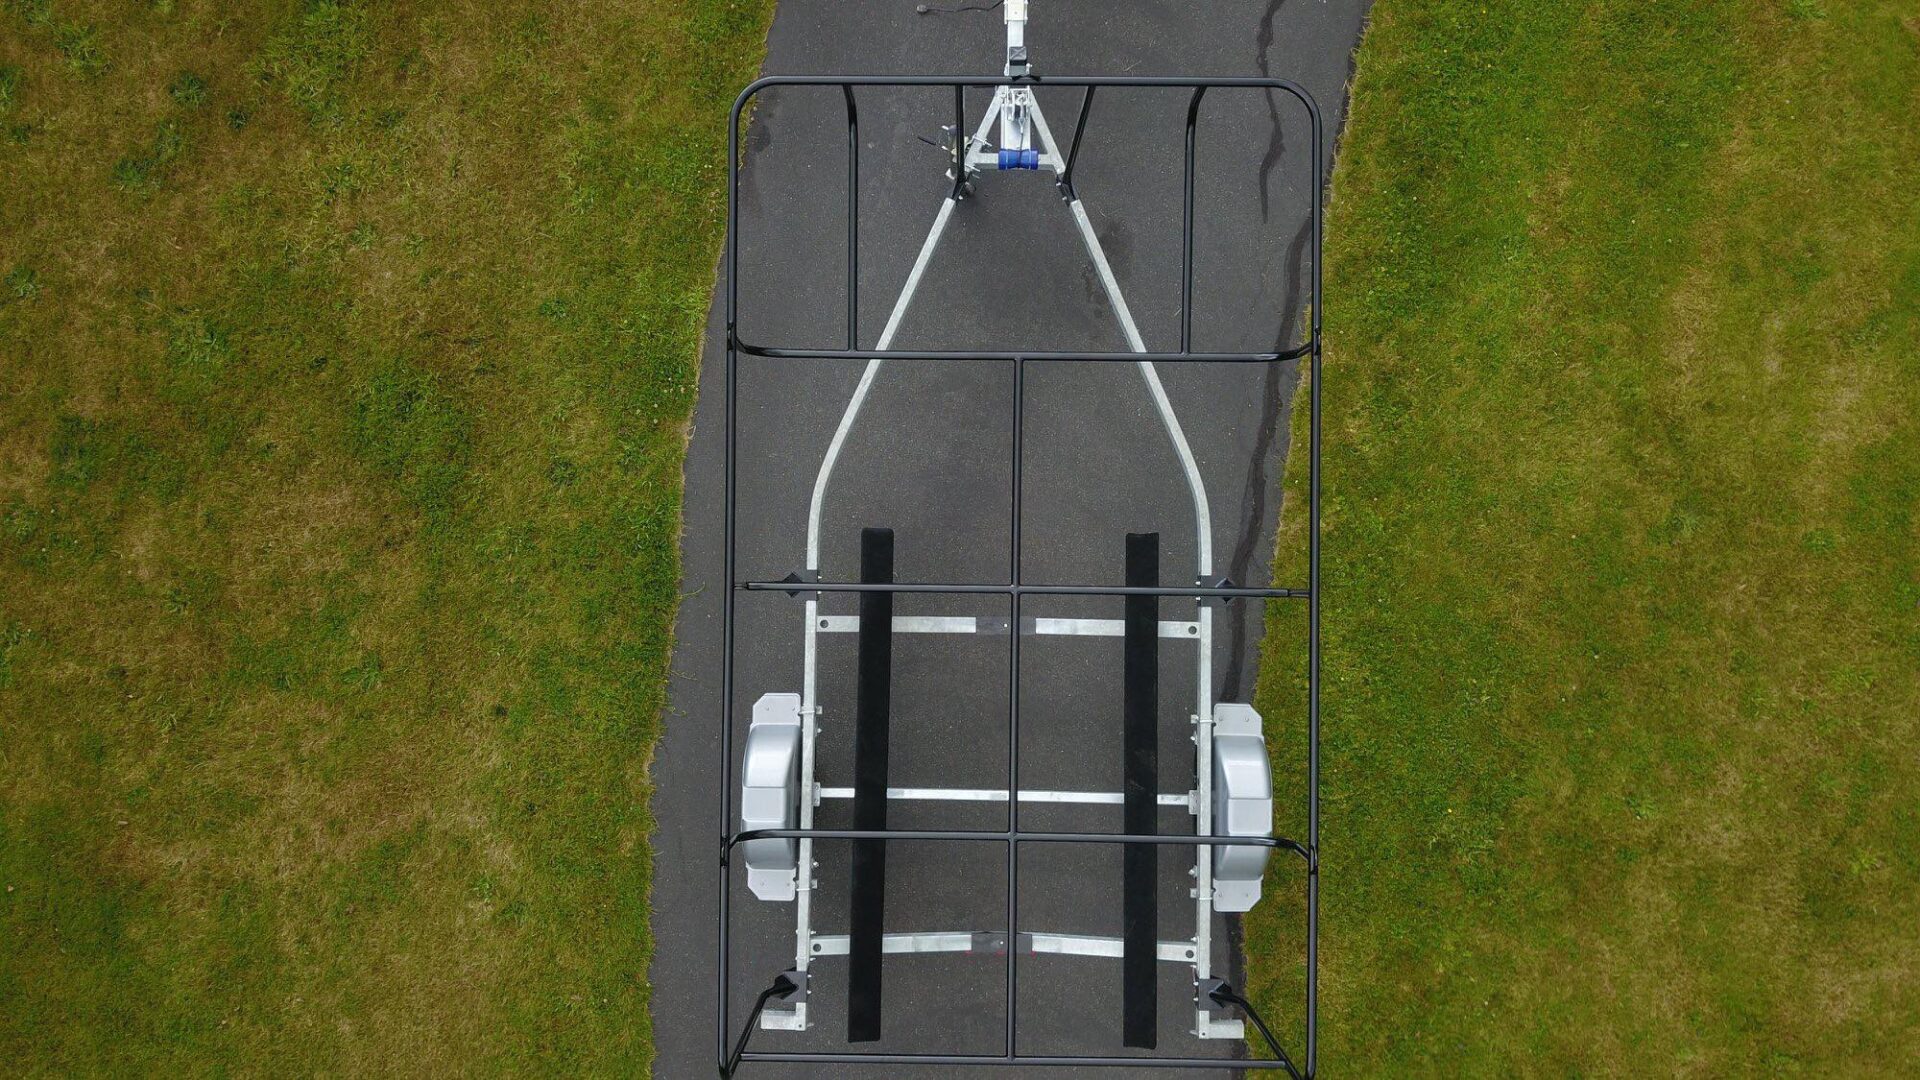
[718,2,1322,1073]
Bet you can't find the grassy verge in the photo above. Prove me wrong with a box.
[1250,0,1918,1073]
[0,0,771,1071]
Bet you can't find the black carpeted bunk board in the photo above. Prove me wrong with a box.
[847,527,894,1043]
[1123,532,1160,1048]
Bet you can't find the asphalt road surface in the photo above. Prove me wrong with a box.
[650,2,1368,1076]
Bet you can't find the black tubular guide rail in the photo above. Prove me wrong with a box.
[717,74,1324,1075]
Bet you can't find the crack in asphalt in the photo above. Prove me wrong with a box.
[1220,214,1311,705]
[1255,0,1289,223]
[1223,0,1302,705]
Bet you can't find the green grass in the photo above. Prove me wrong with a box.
[1249,0,1919,1074]
[0,0,771,1072]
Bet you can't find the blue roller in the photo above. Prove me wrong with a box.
[997,148,1040,170]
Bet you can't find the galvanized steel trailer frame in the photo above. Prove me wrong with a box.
[717,72,1323,1075]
